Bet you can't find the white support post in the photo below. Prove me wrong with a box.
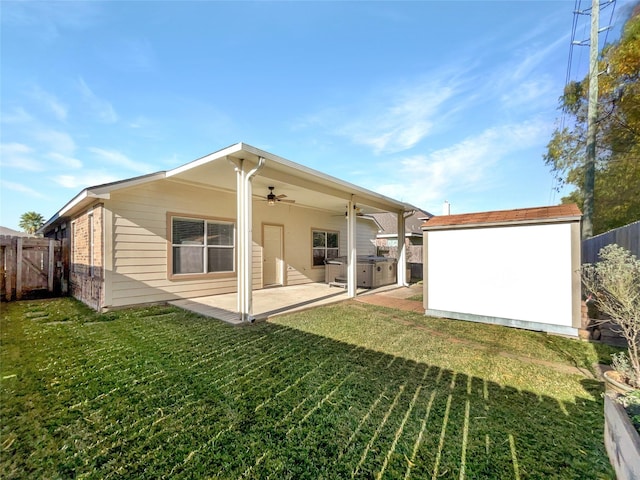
[243,174,254,320]
[397,211,407,287]
[233,160,246,318]
[230,157,265,322]
[347,198,357,298]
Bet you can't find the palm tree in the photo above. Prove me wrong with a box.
[19,211,45,235]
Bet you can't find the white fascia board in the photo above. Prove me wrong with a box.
[166,143,244,178]
[358,214,383,230]
[89,171,166,195]
[164,141,418,212]
[377,232,422,239]
[41,171,166,232]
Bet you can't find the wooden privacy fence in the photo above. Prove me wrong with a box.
[0,236,67,301]
[582,221,640,264]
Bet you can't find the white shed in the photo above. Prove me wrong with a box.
[422,204,582,336]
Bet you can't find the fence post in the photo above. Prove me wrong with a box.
[48,239,55,292]
[15,237,23,300]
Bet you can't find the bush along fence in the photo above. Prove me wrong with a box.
[580,222,639,346]
[0,236,68,301]
[582,220,640,264]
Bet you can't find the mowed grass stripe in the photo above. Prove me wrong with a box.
[376,366,433,479]
[1,298,616,479]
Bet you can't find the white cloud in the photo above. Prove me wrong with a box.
[47,152,83,169]
[299,74,466,155]
[0,143,44,171]
[0,107,33,124]
[88,147,152,174]
[0,180,46,199]
[1,1,101,41]
[29,86,68,120]
[78,78,118,123]
[373,120,550,208]
[500,79,553,109]
[34,129,76,156]
[341,80,460,154]
[53,171,120,189]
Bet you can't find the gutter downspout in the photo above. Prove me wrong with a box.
[242,157,265,322]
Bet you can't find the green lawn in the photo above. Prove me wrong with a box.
[1,297,619,479]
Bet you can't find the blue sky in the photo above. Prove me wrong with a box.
[1,0,637,230]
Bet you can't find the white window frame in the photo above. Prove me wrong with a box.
[312,229,339,267]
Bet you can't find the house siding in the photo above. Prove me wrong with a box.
[104,179,374,309]
[108,181,238,308]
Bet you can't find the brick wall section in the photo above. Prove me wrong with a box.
[70,204,104,310]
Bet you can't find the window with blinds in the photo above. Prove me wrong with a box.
[172,217,235,275]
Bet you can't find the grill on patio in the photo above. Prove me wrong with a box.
[325,256,397,288]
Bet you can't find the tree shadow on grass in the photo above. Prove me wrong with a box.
[0,301,615,479]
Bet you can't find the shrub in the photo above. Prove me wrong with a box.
[582,244,640,388]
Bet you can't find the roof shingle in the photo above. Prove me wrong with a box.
[422,204,581,229]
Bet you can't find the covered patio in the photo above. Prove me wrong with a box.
[170,282,415,324]
[168,143,420,323]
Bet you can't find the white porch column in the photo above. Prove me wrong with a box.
[235,161,246,316]
[230,157,265,322]
[347,198,357,298]
[397,211,407,287]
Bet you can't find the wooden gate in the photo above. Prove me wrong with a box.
[0,236,66,301]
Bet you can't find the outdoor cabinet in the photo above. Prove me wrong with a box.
[325,256,397,288]
[357,264,373,288]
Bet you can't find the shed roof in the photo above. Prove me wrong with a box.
[422,204,582,230]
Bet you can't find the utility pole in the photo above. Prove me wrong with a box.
[583,0,599,239]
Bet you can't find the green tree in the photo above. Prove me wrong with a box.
[544,6,640,235]
[19,211,45,234]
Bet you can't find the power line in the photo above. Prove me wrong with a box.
[552,0,617,208]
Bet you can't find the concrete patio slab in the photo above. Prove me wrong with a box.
[170,282,421,324]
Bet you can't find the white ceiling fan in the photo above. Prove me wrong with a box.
[263,186,295,206]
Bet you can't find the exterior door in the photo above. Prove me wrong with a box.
[263,224,284,287]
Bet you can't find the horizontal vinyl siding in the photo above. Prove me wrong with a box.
[357,221,377,255]
[109,181,238,308]
[252,243,262,289]
[107,179,382,307]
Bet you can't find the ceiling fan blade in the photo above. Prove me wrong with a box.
[278,199,295,203]
[276,194,288,199]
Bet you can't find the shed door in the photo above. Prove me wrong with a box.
[263,225,284,287]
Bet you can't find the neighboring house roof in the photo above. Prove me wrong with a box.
[39,142,420,234]
[370,209,432,238]
[422,204,582,230]
[0,226,34,237]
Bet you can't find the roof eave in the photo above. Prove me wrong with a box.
[40,171,166,233]
[422,215,583,231]
[238,143,419,213]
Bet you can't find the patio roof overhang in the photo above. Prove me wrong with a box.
[39,143,418,321]
[40,142,418,232]
[166,142,418,216]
